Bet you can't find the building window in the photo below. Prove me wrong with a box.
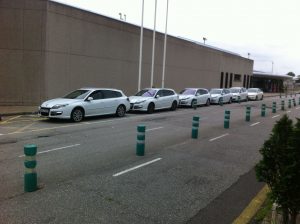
[234,74,241,82]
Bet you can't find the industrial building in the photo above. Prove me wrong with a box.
[0,0,253,105]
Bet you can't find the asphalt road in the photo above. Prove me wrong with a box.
[0,96,299,224]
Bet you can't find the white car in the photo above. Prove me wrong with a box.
[39,88,130,122]
[210,88,233,104]
[229,87,248,102]
[129,88,179,113]
[247,88,264,100]
[179,88,210,107]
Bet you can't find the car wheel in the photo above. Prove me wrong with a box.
[116,105,126,117]
[206,99,210,106]
[191,99,197,108]
[261,95,264,100]
[147,103,155,114]
[228,98,232,104]
[71,107,84,122]
[255,96,258,101]
[171,101,178,111]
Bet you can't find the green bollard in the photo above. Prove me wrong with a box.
[238,95,241,104]
[24,144,38,192]
[288,99,291,108]
[272,102,276,113]
[245,106,251,122]
[192,100,197,110]
[191,116,200,139]
[219,97,223,106]
[293,98,296,107]
[224,110,230,129]
[136,125,146,156]
[261,104,266,117]
[281,100,285,111]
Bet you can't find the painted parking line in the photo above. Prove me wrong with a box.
[0,115,21,124]
[0,134,3,136]
[250,122,260,127]
[147,127,164,132]
[113,158,162,177]
[272,115,280,119]
[18,144,80,157]
[209,133,229,142]
[296,107,300,110]
[12,122,35,133]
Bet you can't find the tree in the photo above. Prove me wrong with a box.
[287,72,296,77]
[255,115,300,224]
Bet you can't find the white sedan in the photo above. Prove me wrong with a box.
[210,88,233,104]
[179,88,211,107]
[229,87,248,102]
[247,88,264,100]
[129,88,179,113]
[39,88,130,122]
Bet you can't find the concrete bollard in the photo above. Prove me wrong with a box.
[288,99,291,108]
[281,100,285,111]
[24,144,38,192]
[245,106,251,122]
[224,110,230,129]
[136,125,146,156]
[261,104,266,117]
[219,97,223,106]
[272,102,276,113]
[191,116,200,139]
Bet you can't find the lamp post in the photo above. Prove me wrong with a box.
[150,0,158,88]
[248,53,250,59]
[203,37,207,45]
[137,0,144,91]
[161,0,169,88]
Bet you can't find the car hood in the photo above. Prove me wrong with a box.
[248,92,257,96]
[231,93,239,96]
[179,94,194,100]
[41,98,82,108]
[129,96,152,103]
[210,94,221,98]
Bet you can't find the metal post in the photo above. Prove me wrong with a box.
[288,99,291,108]
[238,95,241,104]
[137,0,144,91]
[191,116,199,139]
[24,144,38,192]
[224,110,230,129]
[161,0,169,88]
[293,98,296,107]
[272,102,276,113]
[136,125,146,156]
[261,104,266,117]
[246,106,251,122]
[150,0,157,88]
[299,97,300,106]
[219,97,223,106]
[281,100,285,111]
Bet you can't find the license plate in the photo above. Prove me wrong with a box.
[40,108,49,113]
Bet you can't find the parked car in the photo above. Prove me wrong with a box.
[210,88,233,104]
[39,88,130,122]
[179,88,210,107]
[229,87,248,102]
[247,88,264,100]
[129,88,179,113]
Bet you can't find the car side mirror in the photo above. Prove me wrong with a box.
[155,95,160,99]
[87,97,93,101]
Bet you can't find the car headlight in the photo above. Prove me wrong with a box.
[52,104,69,109]
[135,100,146,104]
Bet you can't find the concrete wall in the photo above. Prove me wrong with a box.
[0,0,47,105]
[0,0,253,105]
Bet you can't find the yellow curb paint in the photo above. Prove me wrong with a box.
[233,185,269,224]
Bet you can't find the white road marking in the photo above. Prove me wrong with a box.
[209,133,229,142]
[287,111,291,113]
[147,127,164,132]
[0,134,3,136]
[272,115,280,119]
[296,107,300,110]
[250,122,260,127]
[113,158,162,177]
[18,144,80,157]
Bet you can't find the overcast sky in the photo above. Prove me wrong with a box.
[52,0,300,76]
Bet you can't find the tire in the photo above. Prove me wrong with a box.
[228,98,232,104]
[147,103,155,114]
[255,96,258,101]
[261,95,264,100]
[71,107,84,122]
[171,101,178,111]
[116,105,126,117]
[206,99,210,106]
[191,99,197,108]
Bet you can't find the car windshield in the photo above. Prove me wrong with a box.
[230,89,240,93]
[63,90,90,99]
[248,89,258,93]
[135,89,157,97]
[180,89,196,95]
[210,89,222,94]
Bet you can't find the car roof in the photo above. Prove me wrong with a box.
[79,87,122,92]
[143,88,175,91]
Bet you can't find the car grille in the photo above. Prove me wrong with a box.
[40,107,50,116]
[130,103,134,109]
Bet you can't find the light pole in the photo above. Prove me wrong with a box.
[248,53,250,59]
[150,0,158,88]
[162,0,169,88]
[203,37,207,45]
[137,0,144,91]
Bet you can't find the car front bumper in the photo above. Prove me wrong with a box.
[39,107,71,119]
